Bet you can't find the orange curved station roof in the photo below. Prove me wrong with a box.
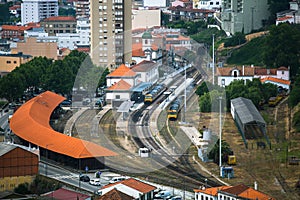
[10,91,117,159]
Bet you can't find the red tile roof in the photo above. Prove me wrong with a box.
[131,60,157,72]
[194,186,231,196]
[216,66,255,76]
[107,79,132,91]
[277,16,293,21]
[195,184,275,200]
[132,43,159,57]
[260,76,291,85]
[44,188,90,200]
[107,64,136,77]
[101,178,156,194]
[10,91,117,159]
[98,188,133,200]
[43,16,76,22]
[254,68,277,76]
[277,66,288,71]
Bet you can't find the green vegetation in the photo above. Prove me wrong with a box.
[267,0,290,24]
[0,50,108,102]
[191,27,226,44]
[226,36,266,66]
[197,79,277,112]
[14,175,62,195]
[59,8,76,17]
[208,139,233,164]
[224,32,246,47]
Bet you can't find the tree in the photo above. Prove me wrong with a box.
[224,32,246,47]
[267,0,290,24]
[208,139,233,164]
[263,23,300,77]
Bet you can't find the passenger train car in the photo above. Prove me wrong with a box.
[167,96,183,120]
[144,84,167,104]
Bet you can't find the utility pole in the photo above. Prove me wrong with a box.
[212,34,215,85]
[219,96,222,176]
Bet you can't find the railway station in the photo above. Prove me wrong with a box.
[9,91,117,171]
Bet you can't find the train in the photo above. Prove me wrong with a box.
[167,96,183,120]
[268,95,283,107]
[144,84,167,104]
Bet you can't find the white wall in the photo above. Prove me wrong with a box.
[143,0,167,7]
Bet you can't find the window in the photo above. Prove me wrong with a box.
[282,71,284,75]
[14,61,17,64]
[6,60,11,64]
[233,70,238,77]
[221,79,225,86]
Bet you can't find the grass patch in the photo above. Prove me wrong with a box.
[227,36,266,66]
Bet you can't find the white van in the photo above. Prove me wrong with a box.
[109,176,128,184]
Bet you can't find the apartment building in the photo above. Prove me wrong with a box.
[40,16,77,36]
[75,0,90,18]
[21,0,58,25]
[90,0,132,69]
[221,0,270,34]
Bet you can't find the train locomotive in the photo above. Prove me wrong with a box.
[144,84,167,104]
[167,96,183,120]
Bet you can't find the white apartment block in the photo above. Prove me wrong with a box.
[221,0,270,34]
[76,17,90,46]
[194,0,222,10]
[90,0,132,69]
[56,33,80,50]
[21,0,58,25]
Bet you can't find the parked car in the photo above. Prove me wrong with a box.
[154,190,172,199]
[80,175,90,182]
[89,178,101,186]
[109,176,128,184]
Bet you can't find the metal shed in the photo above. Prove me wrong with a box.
[230,97,270,148]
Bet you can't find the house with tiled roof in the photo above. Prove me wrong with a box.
[217,65,290,90]
[97,188,133,200]
[194,184,275,200]
[132,30,163,64]
[276,1,300,25]
[106,64,139,105]
[0,23,40,41]
[96,178,157,200]
[131,60,159,83]
[42,188,91,200]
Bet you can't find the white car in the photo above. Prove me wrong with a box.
[89,178,101,186]
[109,176,129,184]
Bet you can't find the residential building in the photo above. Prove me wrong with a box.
[56,33,80,50]
[75,0,89,18]
[11,37,58,60]
[132,30,163,64]
[276,1,300,25]
[97,178,157,199]
[168,5,214,21]
[131,60,160,83]
[0,23,40,41]
[106,64,139,105]
[143,0,169,8]
[194,0,221,10]
[9,4,21,18]
[76,17,90,48]
[40,16,77,36]
[21,0,59,25]
[221,0,270,35]
[194,184,275,200]
[216,65,291,90]
[90,0,132,69]
[0,143,39,192]
[98,188,133,200]
[0,52,32,73]
[132,8,161,30]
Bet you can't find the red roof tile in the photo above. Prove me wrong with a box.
[44,188,90,200]
[107,64,136,77]
[277,16,293,21]
[131,60,157,72]
[239,187,275,200]
[107,79,132,91]
[254,67,277,76]
[194,186,231,196]
[10,91,117,159]
[260,76,291,85]
[216,66,255,76]
[101,178,156,194]
[98,188,133,200]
